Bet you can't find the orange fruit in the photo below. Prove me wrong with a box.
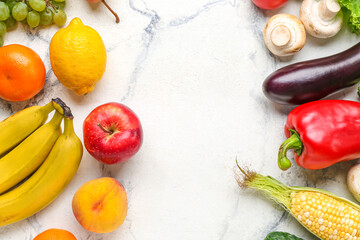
[33,228,77,240]
[0,44,46,102]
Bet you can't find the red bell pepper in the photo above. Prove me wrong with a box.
[278,100,360,170]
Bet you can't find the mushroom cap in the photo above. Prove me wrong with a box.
[263,14,306,57]
[300,0,343,38]
[347,164,360,202]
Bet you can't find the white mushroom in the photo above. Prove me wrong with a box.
[263,14,306,57]
[300,0,343,38]
[347,163,360,202]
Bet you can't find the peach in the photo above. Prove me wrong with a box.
[72,177,128,233]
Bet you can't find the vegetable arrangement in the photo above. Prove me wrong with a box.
[278,100,360,170]
[256,64,360,237]
[263,42,360,105]
[258,0,360,57]
[236,163,360,240]
[247,2,360,238]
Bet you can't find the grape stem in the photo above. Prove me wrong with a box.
[43,0,58,13]
[101,0,120,23]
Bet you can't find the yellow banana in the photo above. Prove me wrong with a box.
[0,116,83,227]
[0,111,63,194]
[0,102,55,156]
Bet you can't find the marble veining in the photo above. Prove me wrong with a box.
[121,0,160,101]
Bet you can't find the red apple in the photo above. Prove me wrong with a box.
[83,103,143,164]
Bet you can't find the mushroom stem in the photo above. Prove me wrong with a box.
[300,0,343,38]
[318,0,341,21]
[271,25,291,47]
[263,14,306,57]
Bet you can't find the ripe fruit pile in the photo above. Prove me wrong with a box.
[0,16,138,236]
[0,0,67,46]
[0,98,83,227]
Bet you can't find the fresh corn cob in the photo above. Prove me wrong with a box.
[236,162,360,240]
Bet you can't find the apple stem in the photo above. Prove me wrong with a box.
[97,123,113,134]
[101,0,120,24]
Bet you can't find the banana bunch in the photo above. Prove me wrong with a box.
[0,102,54,157]
[0,98,83,227]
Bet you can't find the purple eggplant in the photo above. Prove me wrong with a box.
[263,42,360,105]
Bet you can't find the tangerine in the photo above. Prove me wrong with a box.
[0,44,46,102]
[33,228,77,240]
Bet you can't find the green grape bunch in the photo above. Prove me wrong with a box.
[0,0,67,46]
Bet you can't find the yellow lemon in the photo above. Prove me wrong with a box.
[49,18,107,95]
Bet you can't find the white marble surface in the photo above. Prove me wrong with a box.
[0,0,359,239]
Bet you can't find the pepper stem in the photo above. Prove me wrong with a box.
[278,130,303,171]
[357,86,360,98]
